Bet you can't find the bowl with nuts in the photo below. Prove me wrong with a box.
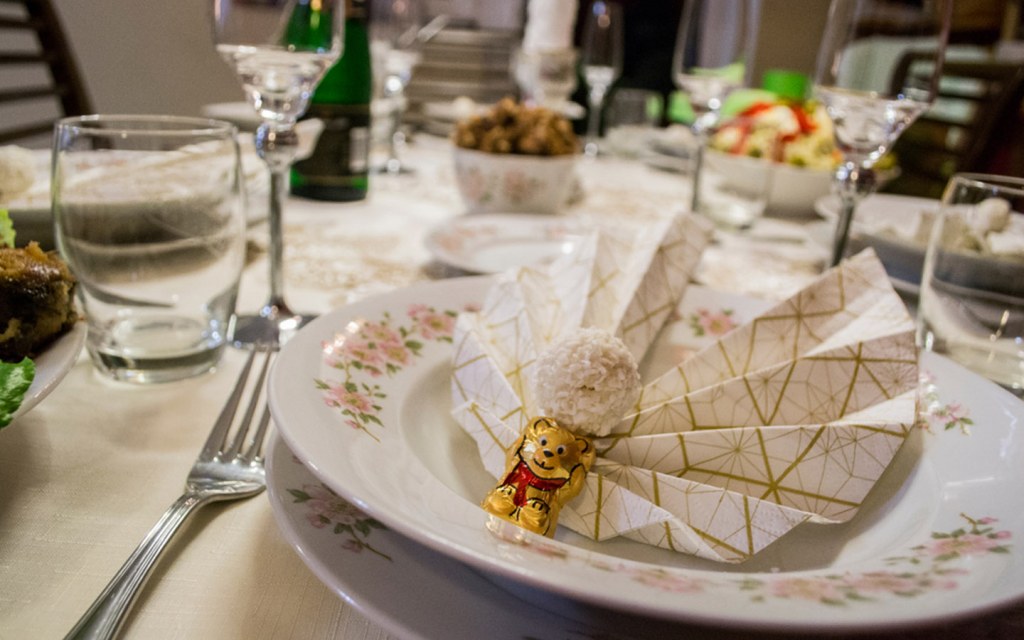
[452,98,579,214]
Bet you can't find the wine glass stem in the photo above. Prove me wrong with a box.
[830,161,876,267]
[267,166,287,311]
[585,85,608,157]
[254,123,300,316]
[690,136,706,214]
[387,104,402,169]
[382,74,406,173]
[689,112,716,213]
[831,192,858,268]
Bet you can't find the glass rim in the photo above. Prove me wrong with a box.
[947,172,1024,197]
[55,114,238,138]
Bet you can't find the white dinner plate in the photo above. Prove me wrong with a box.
[11,321,86,422]
[816,193,939,286]
[424,214,585,274]
[269,278,1024,632]
[267,433,730,639]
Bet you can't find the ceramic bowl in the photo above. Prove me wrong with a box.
[452,147,577,214]
[705,149,834,217]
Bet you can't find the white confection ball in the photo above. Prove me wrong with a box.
[0,145,35,202]
[534,327,641,437]
[969,197,1011,235]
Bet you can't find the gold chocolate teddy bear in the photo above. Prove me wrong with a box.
[482,416,595,537]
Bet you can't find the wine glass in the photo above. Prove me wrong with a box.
[814,0,952,266]
[671,0,760,214]
[580,0,624,157]
[212,0,344,345]
[370,0,424,174]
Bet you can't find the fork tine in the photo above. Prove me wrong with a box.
[224,345,275,460]
[241,405,273,465]
[199,347,259,461]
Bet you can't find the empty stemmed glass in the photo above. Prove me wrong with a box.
[580,0,623,157]
[814,0,952,266]
[370,0,424,174]
[212,0,344,345]
[671,0,760,214]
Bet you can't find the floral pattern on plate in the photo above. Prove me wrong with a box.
[287,476,392,560]
[315,305,459,440]
[918,370,975,433]
[271,278,1024,631]
[268,434,655,640]
[751,514,1011,606]
[280,449,1011,608]
[489,511,1011,607]
[685,307,737,337]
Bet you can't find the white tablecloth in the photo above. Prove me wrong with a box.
[0,135,841,639]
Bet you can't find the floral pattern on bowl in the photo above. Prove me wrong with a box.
[452,147,577,214]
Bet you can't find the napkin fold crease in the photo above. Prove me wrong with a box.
[451,214,919,563]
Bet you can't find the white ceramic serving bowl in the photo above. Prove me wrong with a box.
[705,149,834,217]
[452,146,578,214]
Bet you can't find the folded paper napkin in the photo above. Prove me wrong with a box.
[450,212,919,563]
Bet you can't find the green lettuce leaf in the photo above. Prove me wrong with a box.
[0,209,14,248]
[0,358,35,428]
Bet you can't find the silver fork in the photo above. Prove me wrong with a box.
[65,345,276,640]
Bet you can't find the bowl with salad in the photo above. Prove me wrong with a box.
[705,98,844,216]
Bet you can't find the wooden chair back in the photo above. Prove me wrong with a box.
[883,51,1024,198]
[0,0,92,147]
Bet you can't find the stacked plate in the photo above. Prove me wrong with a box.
[407,27,518,138]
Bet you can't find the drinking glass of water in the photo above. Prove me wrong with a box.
[53,115,247,383]
[918,173,1024,395]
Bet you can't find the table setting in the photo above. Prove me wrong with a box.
[4,0,1024,638]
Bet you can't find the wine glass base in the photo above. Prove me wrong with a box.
[230,310,315,347]
[372,159,414,175]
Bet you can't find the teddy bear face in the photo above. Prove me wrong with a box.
[519,417,588,481]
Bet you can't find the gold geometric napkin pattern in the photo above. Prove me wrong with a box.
[450,216,919,563]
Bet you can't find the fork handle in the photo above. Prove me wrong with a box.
[65,492,209,640]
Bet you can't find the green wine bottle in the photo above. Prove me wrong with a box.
[283,0,338,51]
[291,0,372,201]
